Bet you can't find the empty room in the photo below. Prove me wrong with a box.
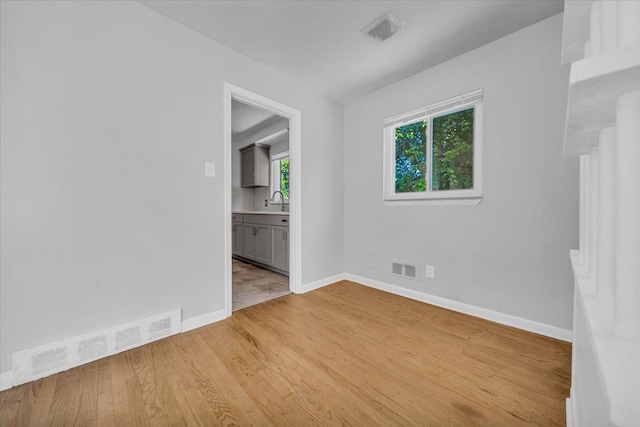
[1,0,639,426]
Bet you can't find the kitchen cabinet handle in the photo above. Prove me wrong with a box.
[281,219,288,223]
[284,231,288,241]
[253,227,257,236]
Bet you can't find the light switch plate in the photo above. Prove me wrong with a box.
[205,162,216,177]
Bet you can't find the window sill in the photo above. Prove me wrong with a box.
[383,197,482,206]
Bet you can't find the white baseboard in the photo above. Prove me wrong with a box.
[181,308,228,333]
[566,387,578,426]
[566,399,575,426]
[3,308,230,389]
[300,273,346,293]
[0,370,14,392]
[345,274,573,342]
[11,310,182,386]
[2,274,572,390]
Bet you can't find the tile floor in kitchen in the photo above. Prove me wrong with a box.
[232,258,290,311]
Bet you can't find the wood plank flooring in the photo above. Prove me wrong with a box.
[0,281,571,426]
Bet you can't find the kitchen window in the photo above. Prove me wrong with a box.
[383,89,483,205]
[271,152,289,203]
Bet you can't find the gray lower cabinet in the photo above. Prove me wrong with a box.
[271,226,289,272]
[255,224,272,265]
[242,223,271,265]
[232,222,243,256]
[242,224,258,260]
[234,213,289,274]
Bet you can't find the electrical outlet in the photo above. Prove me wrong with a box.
[426,265,435,279]
[369,253,377,268]
[264,199,268,207]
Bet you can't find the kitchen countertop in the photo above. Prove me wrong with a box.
[232,211,289,215]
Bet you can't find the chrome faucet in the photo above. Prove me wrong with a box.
[271,191,288,212]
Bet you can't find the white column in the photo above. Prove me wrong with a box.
[583,40,592,58]
[589,148,599,284]
[599,0,618,54]
[618,0,640,47]
[590,1,602,56]
[578,155,591,277]
[613,90,640,340]
[597,128,615,306]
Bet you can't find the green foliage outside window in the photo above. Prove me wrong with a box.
[395,121,427,193]
[280,158,289,199]
[432,108,474,191]
[394,108,473,193]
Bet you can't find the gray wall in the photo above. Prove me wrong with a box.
[0,1,344,372]
[343,14,578,330]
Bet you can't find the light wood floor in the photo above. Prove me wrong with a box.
[232,259,290,311]
[0,281,571,426]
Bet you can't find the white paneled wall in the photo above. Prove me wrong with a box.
[562,1,640,425]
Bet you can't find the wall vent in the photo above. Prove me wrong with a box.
[12,309,181,385]
[404,264,417,279]
[391,260,419,280]
[392,261,404,276]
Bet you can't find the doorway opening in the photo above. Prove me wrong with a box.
[224,84,302,316]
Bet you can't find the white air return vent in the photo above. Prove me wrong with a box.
[391,260,419,280]
[32,346,68,376]
[12,309,181,385]
[78,335,108,361]
[115,326,142,350]
[362,11,406,43]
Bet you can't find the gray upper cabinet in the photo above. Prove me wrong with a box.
[240,143,270,188]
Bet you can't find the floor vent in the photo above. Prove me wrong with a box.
[391,260,419,280]
[12,309,181,385]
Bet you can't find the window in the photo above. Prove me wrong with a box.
[271,152,289,203]
[383,89,483,204]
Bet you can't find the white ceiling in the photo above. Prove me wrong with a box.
[232,100,278,136]
[232,100,289,147]
[141,0,564,103]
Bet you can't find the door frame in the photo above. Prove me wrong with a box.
[223,83,302,316]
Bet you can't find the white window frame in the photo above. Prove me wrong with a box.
[383,89,483,205]
[271,151,289,204]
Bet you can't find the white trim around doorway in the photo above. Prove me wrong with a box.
[223,83,302,317]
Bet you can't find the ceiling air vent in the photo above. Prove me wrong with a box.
[362,11,406,43]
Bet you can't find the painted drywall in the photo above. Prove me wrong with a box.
[343,14,578,330]
[0,0,344,372]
